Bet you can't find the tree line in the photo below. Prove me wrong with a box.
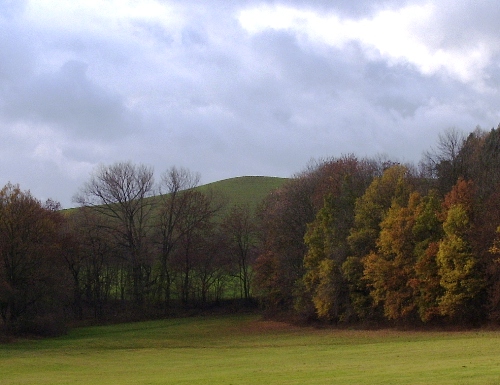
[3,124,500,336]
[0,165,258,336]
[254,126,500,326]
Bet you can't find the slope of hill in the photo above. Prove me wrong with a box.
[197,176,288,210]
[65,176,288,213]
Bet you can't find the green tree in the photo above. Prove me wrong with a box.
[411,190,444,322]
[303,194,350,321]
[348,164,412,257]
[437,204,483,320]
[346,165,412,320]
[300,156,377,321]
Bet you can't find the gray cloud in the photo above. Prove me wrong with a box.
[2,60,138,140]
[0,0,499,207]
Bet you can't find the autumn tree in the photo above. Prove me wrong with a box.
[0,184,68,333]
[487,225,500,320]
[254,168,324,312]
[411,190,444,322]
[74,162,155,306]
[302,156,376,322]
[363,192,421,322]
[303,194,347,321]
[344,165,412,319]
[437,180,484,322]
[348,164,412,258]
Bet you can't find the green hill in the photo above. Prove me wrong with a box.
[65,176,288,213]
[197,176,288,211]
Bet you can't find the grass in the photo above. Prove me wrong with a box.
[2,314,500,384]
[63,175,288,213]
[198,176,288,210]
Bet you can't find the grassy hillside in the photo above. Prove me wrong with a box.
[65,175,288,213]
[2,315,500,384]
[197,175,288,210]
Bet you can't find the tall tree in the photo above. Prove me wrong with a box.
[411,190,444,322]
[303,194,346,321]
[221,204,258,301]
[65,207,118,320]
[422,127,466,195]
[348,164,412,258]
[168,188,225,306]
[488,225,500,320]
[254,171,320,312]
[302,158,374,321]
[437,204,483,321]
[0,184,67,330]
[154,167,200,307]
[436,180,484,322]
[475,126,500,200]
[363,191,420,322]
[74,162,155,306]
[191,226,231,305]
[344,165,412,319]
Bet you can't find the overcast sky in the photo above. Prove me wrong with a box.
[1,0,500,207]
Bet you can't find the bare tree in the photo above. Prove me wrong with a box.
[64,207,119,320]
[221,204,257,301]
[74,161,155,306]
[154,167,227,307]
[154,167,200,307]
[421,127,466,193]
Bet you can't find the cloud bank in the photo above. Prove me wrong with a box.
[0,0,499,207]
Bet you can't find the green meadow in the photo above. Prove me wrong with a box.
[198,175,288,210]
[1,314,500,384]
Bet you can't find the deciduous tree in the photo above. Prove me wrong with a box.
[363,192,420,321]
[74,162,155,306]
[411,190,444,322]
[0,184,67,331]
[154,167,200,307]
[437,204,483,321]
[221,204,258,301]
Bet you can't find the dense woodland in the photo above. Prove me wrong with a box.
[2,125,500,336]
[256,125,500,326]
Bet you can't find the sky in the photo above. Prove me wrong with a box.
[1,0,500,208]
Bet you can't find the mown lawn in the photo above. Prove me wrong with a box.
[1,314,500,384]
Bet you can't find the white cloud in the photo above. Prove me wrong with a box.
[238,3,492,86]
[25,0,181,34]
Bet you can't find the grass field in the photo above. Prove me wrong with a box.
[198,176,288,210]
[1,314,500,384]
[64,175,288,212]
